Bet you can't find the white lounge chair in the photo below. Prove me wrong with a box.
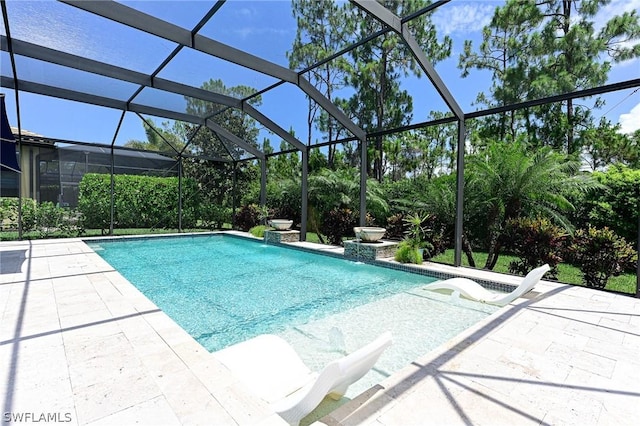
[213,331,392,425]
[425,264,550,306]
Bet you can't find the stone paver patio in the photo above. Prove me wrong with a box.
[1,236,639,425]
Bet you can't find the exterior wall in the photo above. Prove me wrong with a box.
[19,144,47,201]
[343,240,399,261]
[0,143,47,200]
[264,229,301,244]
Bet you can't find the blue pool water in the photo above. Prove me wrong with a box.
[88,234,439,351]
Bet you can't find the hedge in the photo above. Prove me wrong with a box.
[571,165,640,242]
[78,174,200,229]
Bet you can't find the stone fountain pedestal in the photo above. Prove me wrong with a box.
[343,240,398,261]
[264,229,300,244]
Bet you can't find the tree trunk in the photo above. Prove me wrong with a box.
[375,135,383,182]
[488,239,502,270]
[563,0,574,155]
[374,51,387,182]
[462,233,476,268]
[566,98,574,155]
[325,65,335,169]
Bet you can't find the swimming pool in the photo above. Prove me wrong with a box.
[89,234,446,349]
[89,233,500,403]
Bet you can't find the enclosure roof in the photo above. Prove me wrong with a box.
[59,144,177,162]
[1,1,638,161]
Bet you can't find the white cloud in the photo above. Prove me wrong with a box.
[233,27,291,39]
[594,0,640,68]
[236,7,256,18]
[432,2,496,35]
[618,101,640,134]
[594,0,640,32]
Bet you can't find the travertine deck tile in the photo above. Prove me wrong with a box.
[2,236,639,425]
[85,396,181,426]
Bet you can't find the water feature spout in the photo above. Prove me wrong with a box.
[353,227,362,260]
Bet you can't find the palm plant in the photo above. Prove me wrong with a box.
[389,176,476,266]
[465,141,600,270]
[307,168,389,244]
[308,168,388,216]
[403,212,429,248]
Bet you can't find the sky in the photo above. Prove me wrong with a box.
[1,0,639,150]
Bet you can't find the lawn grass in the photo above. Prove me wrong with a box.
[305,232,321,244]
[431,249,637,295]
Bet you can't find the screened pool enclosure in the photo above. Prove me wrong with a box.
[1,0,638,290]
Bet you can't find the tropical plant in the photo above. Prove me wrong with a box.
[569,226,637,289]
[384,213,406,240]
[235,204,261,232]
[249,225,268,239]
[502,216,567,279]
[266,177,302,224]
[465,141,600,270]
[308,167,388,230]
[256,204,272,225]
[394,240,422,265]
[403,212,429,249]
[320,207,358,246]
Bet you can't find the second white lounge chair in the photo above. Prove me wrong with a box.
[425,264,550,306]
[213,331,392,425]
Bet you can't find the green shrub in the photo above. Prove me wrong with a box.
[320,207,358,246]
[0,197,18,229]
[569,226,637,289]
[502,217,567,279]
[570,165,640,242]
[249,225,268,238]
[394,241,423,264]
[78,174,111,230]
[1,198,83,238]
[200,204,231,229]
[1,198,36,231]
[78,174,199,229]
[266,179,301,223]
[35,202,64,238]
[235,204,260,231]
